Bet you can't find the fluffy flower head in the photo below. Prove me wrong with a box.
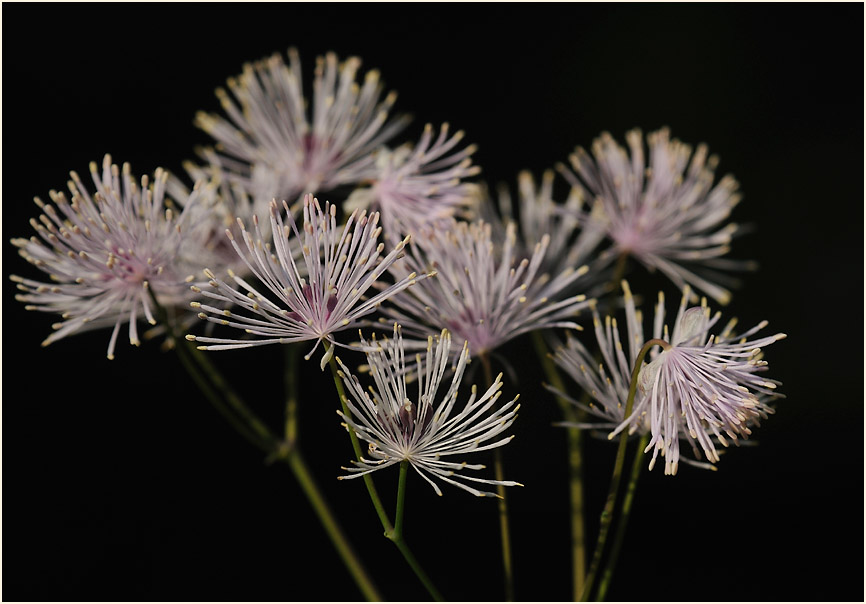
[336,324,522,497]
[559,127,748,304]
[11,155,203,359]
[381,217,592,358]
[195,48,409,204]
[345,122,481,238]
[188,194,431,366]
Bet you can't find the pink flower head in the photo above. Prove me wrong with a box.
[195,48,409,205]
[188,194,432,367]
[11,155,204,359]
[559,128,750,305]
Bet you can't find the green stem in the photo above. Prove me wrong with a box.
[580,338,668,602]
[596,432,649,602]
[533,330,586,601]
[392,460,410,541]
[481,353,515,602]
[284,345,382,602]
[327,343,443,601]
[151,290,380,600]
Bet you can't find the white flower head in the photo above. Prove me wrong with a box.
[613,284,786,475]
[554,281,785,475]
[195,48,409,205]
[559,127,751,305]
[188,194,432,367]
[336,324,522,497]
[11,155,203,359]
[344,122,481,239]
[380,217,593,359]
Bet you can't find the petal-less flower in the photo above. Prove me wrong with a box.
[379,217,592,359]
[187,194,432,367]
[10,155,203,359]
[194,48,410,205]
[482,168,611,296]
[344,122,481,238]
[553,281,785,475]
[336,324,522,497]
[558,127,750,305]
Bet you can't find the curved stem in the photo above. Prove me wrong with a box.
[481,353,515,602]
[533,330,586,600]
[580,338,668,602]
[327,344,443,601]
[596,431,650,601]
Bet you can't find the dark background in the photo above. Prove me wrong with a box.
[3,3,863,602]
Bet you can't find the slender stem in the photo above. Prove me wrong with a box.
[580,338,668,602]
[284,345,382,602]
[392,460,410,541]
[596,432,650,602]
[533,330,586,600]
[151,290,380,601]
[481,353,515,602]
[326,346,394,532]
[327,344,443,601]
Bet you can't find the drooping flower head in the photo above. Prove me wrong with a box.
[11,155,204,359]
[336,324,522,497]
[344,123,481,238]
[188,194,432,366]
[195,48,410,205]
[558,128,750,305]
[553,280,785,475]
[380,217,593,360]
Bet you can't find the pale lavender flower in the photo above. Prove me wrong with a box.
[560,281,786,475]
[10,155,204,359]
[344,123,481,238]
[481,168,611,297]
[379,218,592,360]
[187,194,432,367]
[194,48,409,205]
[558,127,750,304]
[336,324,522,497]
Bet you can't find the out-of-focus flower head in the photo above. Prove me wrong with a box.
[187,194,432,368]
[480,168,611,298]
[344,122,481,240]
[195,48,410,207]
[558,127,751,305]
[553,280,785,475]
[336,324,522,497]
[379,217,592,361]
[11,155,204,359]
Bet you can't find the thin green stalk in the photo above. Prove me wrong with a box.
[481,353,515,602]
[151,290,380,600]
[284,346,382,602]
[596,432,650,602]
[327,344,443,601]
[580,338,669,602]
[391,460,410,541]
[533,330,586,600]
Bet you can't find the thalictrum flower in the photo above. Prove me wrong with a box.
[11,155,204,359]
[558,127,751,305]
[344,122,481,238]
[336,324,522,497]
[379,217,592,360]
[194,48,409,205]
[187,194,432,367]
[554,280,785,475]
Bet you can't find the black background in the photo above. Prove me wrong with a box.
[3,3,864,603]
